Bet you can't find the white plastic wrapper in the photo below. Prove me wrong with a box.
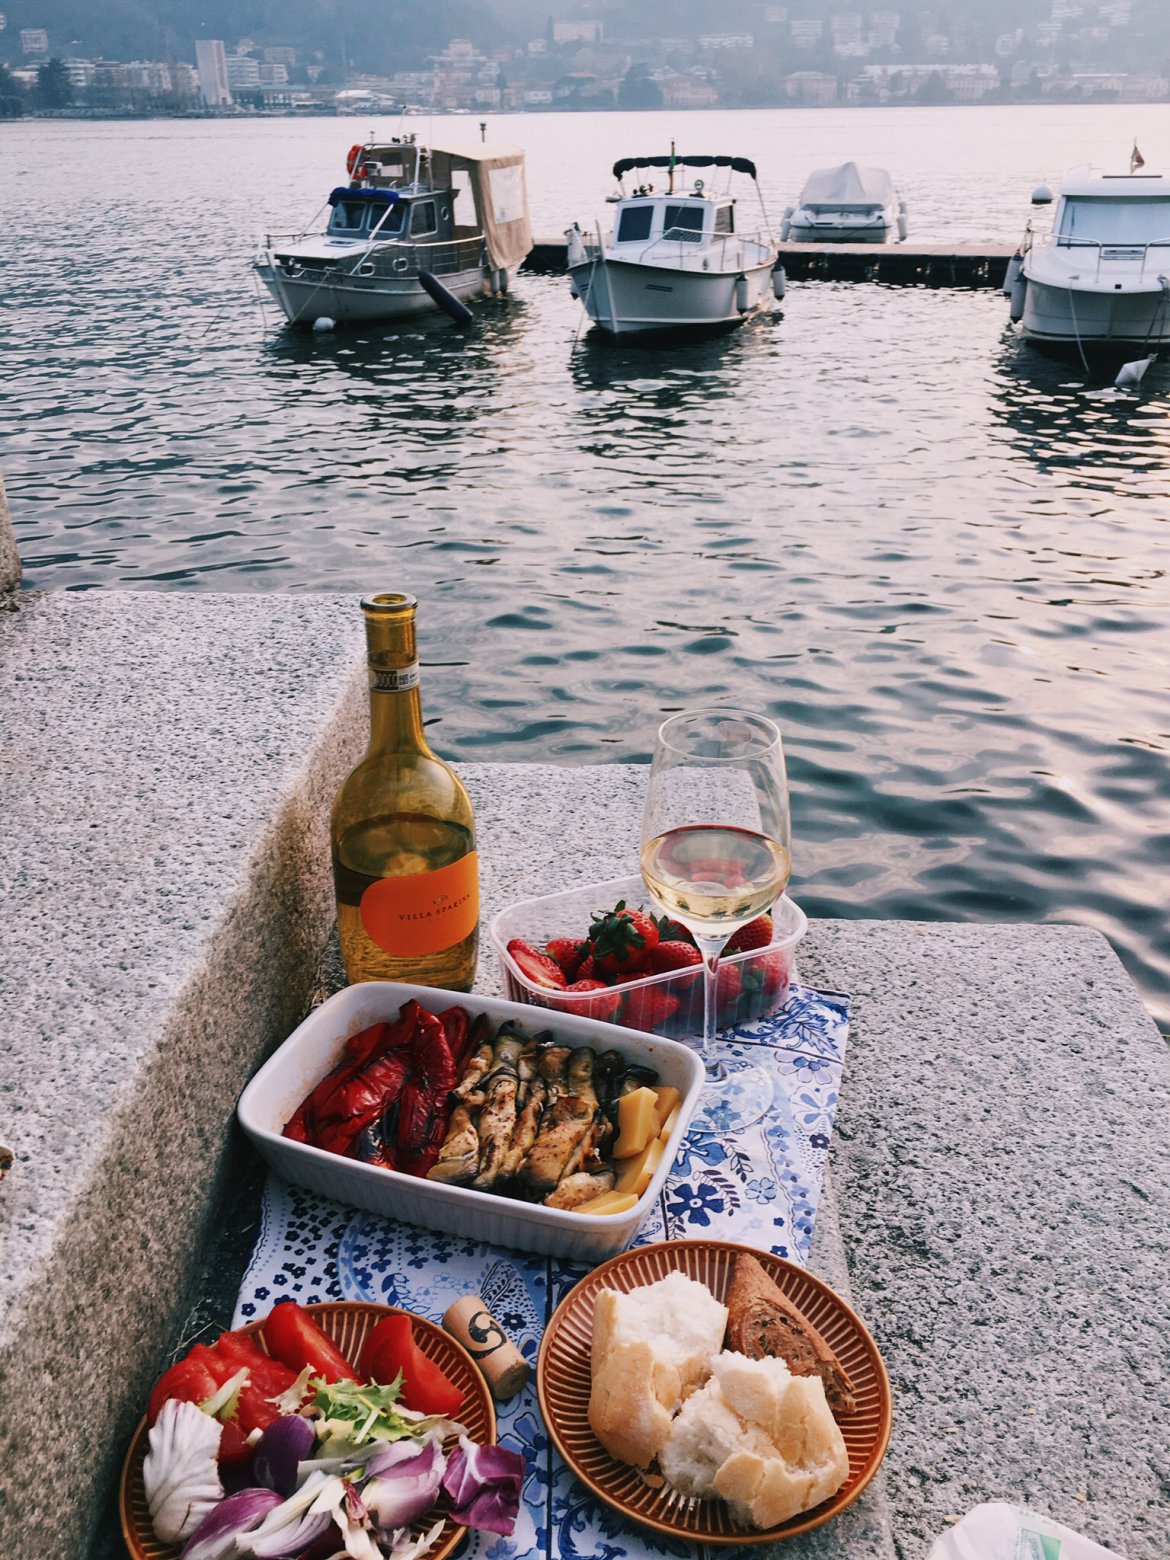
[928,1502,1123,1560]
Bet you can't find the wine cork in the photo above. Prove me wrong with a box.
[443,1294,530,1401]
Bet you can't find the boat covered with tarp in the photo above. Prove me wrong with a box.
[255,136,532,325]
[782,162,907,244]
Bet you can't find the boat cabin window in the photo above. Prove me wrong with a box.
[328,200,404,237]
[410,200,438,237]
[1058,196,1170,246]
[663,204,706,242]
[616,204,654,243]
[714,205,734,234]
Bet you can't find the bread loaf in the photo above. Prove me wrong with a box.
[587,1272,728,1469]
[660,1351,850,1529]
[725,1252,857,1418]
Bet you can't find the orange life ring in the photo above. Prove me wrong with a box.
[346,144,363,179]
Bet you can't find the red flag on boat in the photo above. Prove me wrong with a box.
[1130,141,1146,172]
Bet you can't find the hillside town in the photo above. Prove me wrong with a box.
[1,2,1168,115]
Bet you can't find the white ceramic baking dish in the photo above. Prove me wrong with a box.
[237,981,705,1262]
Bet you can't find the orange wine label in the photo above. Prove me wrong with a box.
[359,852,479,958]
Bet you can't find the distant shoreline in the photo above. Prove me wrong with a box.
[4,96,1167,124]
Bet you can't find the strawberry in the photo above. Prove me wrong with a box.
[545,937,589,981]
[755,949,791,1004]
[715,961,743,1027]
[650,939,703,972]
[650,940,703,979]
[561,979,623,1023]
[620,986,681,1034]
[725,914,774,954]
[651,913,696,946]
[506,938,567,991]
[575,952,599,983]
[588,901,659,978]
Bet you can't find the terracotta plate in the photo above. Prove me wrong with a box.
[120,1301,496,1560]
[537,1239,892,1546]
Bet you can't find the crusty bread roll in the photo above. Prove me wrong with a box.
[725,1252,857,1418]
[660,1351,850,1529]
[587,1272,729,1469]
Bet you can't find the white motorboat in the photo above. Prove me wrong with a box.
[1007,164,1170,355]
[255,135,532,326]
[781,162,907,244]
[565,152,783,337]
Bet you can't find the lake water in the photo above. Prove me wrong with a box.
[4,106,1170,1027]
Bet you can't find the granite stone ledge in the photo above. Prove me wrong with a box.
[0,590,366,1559]
[0,476,20,594]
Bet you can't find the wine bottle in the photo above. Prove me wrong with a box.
[331,593,478,989]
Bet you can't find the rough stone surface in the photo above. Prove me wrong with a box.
[0,476,19,593]
[3,612,1164,1560]
[0,590,365,1559]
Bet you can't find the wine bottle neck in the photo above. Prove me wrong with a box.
[362,593,430,756]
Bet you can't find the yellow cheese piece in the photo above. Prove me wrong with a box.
[576,1189,639,1216]
[613,1087,659,1158]
[631,1135,665,1195]
[652,1085,681,1131]
[614,1135,658,1194]
[658,1103,682,1143]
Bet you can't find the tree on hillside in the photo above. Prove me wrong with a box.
[618,63,662,109]
[35,58,74,110]
[0,63,25,117]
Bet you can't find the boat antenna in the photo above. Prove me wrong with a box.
[668,139,676,196]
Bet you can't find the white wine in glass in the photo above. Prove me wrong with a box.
[640,711,791,1075]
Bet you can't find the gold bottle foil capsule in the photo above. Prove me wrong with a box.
[442,1294,530,1401]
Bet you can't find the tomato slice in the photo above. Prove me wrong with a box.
[262,1301,358,1383]
[146,1343,254,1465]
[358,1313,464,1418]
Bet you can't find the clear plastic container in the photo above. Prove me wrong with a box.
[489,874,807,1041]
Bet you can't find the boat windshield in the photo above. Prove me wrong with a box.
[663,204,705,242]
[328,201,406,237]
[1058,197,1170,246]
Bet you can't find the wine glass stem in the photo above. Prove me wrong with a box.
[694,935,729,1077]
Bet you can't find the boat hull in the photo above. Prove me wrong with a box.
[256,263,488,324]
[786,220,894,244]
[1020,276,1170,351]
[569,255,776,336]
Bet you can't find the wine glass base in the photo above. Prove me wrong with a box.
[692,1053,775,1134]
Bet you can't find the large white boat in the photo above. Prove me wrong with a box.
[255,136,532,326]
[1008,164,1170,355]
[565,152,783,337]
[781,162,907,245]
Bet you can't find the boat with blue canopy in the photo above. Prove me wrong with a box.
[254,135,532,326]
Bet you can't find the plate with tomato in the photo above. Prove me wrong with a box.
[121,1300,496,1560]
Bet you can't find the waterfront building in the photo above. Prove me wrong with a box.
[654,68,718,107]
[195,39,233,106]
[524,88,553,104]
[226,54,261,90]
[783,70,838,104]
[258,63,289,86]
[868,11,901,48]
[0,14,6,32]
[20,27,48,56]
[264,46,296,65]
[63,58,96,90]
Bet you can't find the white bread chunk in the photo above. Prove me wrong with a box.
[588,1273,729,1469]
[660,1351,850,1529]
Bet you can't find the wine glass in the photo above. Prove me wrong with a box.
[640,709,791,1080]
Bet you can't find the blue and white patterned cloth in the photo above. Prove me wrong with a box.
[234,982,849,1560]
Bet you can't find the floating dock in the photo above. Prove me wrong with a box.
[523,239,1016,289]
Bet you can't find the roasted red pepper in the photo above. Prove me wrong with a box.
[284,1008,416,1143]
[396,1005,459,1176]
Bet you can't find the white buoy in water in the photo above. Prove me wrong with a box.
[313,316,336,332]
[1115,355,1155,390]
